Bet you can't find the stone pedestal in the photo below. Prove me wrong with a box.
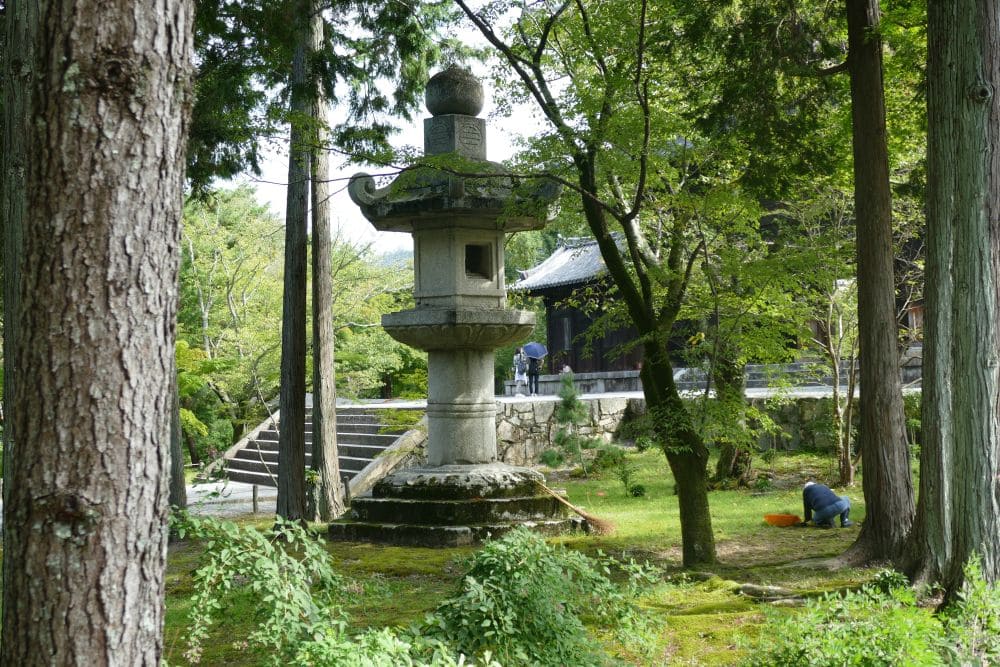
[327,464,581,547]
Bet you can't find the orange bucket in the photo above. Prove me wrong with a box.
[763,513,801,527]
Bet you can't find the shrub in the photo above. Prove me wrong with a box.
[592,444,625,472]
[748,559,1000,667]
[746,583,944,666]
[539,448,565,468]
[172,513,500,666]
[172,513,348,665]
[546,373,598,476]
[940,555,1000,664]
[424,528,657,666]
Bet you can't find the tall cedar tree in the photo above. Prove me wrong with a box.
[842,0,914,564]
[310,5,344,521]
[0,0,193,661]
[902,0,1000,597]
[277,0,311,521]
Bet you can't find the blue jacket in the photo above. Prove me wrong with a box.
[803,483,840,522]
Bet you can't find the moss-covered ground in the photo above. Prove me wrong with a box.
[164,449,881,665]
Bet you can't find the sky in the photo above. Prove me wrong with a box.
[235,75,536,255]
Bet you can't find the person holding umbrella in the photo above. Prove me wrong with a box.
[523,342,547,395]
[512,347,529,395]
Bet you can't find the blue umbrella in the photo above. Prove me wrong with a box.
[523,341,547,359]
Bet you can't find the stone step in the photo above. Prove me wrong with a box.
[350,495,566,525]
[326,517,584,548]
[225,455,372,480]
[226,468,279,487]
[337,423,404,436]
[247,433,398,451]
[224,407,423,489]
[336,413,384,425]
[235,442,390,462]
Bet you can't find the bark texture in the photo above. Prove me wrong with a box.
[0,0,193,663]
[169,369,188,511]
[641,342,717,566]
[903,0,1000,593]
[1,0,36,519]
[842,0,914,563]
[309,7,345,522]
[276,0,310,521]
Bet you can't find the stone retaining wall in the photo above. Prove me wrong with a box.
[494,396,860,466]
[495,396,642,465]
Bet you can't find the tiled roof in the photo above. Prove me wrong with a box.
[510,237,606,291]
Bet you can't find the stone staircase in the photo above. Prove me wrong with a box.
[222,407,414,487]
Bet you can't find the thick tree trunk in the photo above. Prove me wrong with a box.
[842,0,914,564]
[642,339,717,567]
[1,0,36,528]
[277,0,310,522]
[0,1,193,662]
[903,0,1000,594]
[309,4,345,521]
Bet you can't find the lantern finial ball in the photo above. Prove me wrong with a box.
[425,65,484,117]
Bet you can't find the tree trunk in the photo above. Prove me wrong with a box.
[309,7,345,522]
[642,339,717,567]
[0,1,193,662]
[184,433,202,466]
[842,0,915,564]
[1,0,36,530]
[169,369,188,510]
[711,333,751,485]
[903,0,1000,594]
[276,0,310,522]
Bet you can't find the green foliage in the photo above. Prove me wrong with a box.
[424,528,657,666]
[749,558,1000,667]
[176,188,429,467]
[590,445,647,498]
[545,374,601,476]
[171,513,347,665]
[746,584,944,666]
[187,0,464,192]
[903,391,922,452]
[539,448,564,468]
[169,515,659,666]
[591,444,625,472]
[328,250,427,399]
[178,188,285,458]
[940,556,1000,664]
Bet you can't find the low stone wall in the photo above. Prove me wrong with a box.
[494,395,860,466]
[495,396,643,465]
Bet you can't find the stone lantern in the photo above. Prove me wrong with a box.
[329,66,574,546]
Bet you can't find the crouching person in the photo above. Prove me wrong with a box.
[802,481,854,528]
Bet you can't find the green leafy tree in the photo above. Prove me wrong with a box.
[698,0,926,563]
[455,0,769,565]
[779,192,860,486]
[178,186,285,443]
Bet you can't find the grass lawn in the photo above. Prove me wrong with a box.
[164,449,880,666]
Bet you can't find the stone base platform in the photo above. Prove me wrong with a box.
[327,463,581,547]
